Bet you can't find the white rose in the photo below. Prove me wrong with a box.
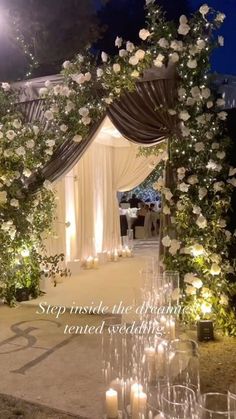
[202,88,211,99]
[170,40,183,51]
[71,73,85,84]
[192,278,203,289]
[10,198,19,208]
[79,107,89,117]
[227,178,236,187]
[46,139,55,147]
[178,23,190,36]
[113,63,121,73]
[177,167,186,180]
[162,188,173,201]
[163,205,171,215]
[178,87,186,99]
[206,160,218,170]
[216,98,225,107]
[158,38,169,48]
[210,263,221,275]
[187,175,198,185]
[101,51,108,62]
[45,110,54,120]
[177,201,185,211]
[218,36,224,46]
[191,86,201,98]
[12,119,22,129]
[191,244,204,256]
[73,135,82,143]
[198,187,207,199]
[82,116,91,125]
[115,36,122,48]
[139,29,151,41]
[202,287,212,298]
[168,109,177,115]
[197,39,206,50]
[131,70,140,78]
[119,49,128,58]
[39,87,48,96]
[63,60,71,69]
[169,52,179,63]
[181,125,191,137]
[187,59,197,69]
[212,142,219,150]
[193,205,201,214]
[162,235,172,247]
[153,176,164,190]
[178,182,190,192]
[219,294,229,305]
[213,181,224,192]
[207,101,213,108]
[216,151,226,160]
[23,169,32,177]
[194,142,204,152]
[169,239,181,255]
[135,49,145,60]
[199,4,210,16]
[196,215,207,229]
[126,41,135,52]
[6,130,16,140]
[153,53,165,68]
[129,55,139,66]
[97,68,104,78]
[218,111,227,120]
[2,82,10,91]
[26,139,35,149]
[179,111,190,121]
[229,167,236,177]
[65,101,75,113]
[216,13,226,22]
[15,146,25,156]
[84,72,91,82]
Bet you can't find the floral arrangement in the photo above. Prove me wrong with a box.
[0,85,69,305]
[40,1,236,334]
[0,0,236,335]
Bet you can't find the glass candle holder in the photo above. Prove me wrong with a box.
[197,392,236,418]
[228,383,236,412]
[161,385,196,418]
[167,339,200,395]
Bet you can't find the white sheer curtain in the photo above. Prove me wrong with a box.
[45,136,160,262]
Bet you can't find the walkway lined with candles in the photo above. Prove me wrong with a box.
[22,239,159,311]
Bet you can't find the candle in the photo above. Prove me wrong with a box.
[107,251,112,261]
[166,319,175,340]
[86,256,94,269]
[106,388,118,418]
[160,316,166,334]
[113,249,118,262]
[132,391,147,419]
[93,257,99,269]
[130,383,143,408]
[122,248,127,258]
[156,343,165,377]
[145,347,156,383]
[125,246,132,257]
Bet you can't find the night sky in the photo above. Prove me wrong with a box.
[0,0,235,79]
[190,0,236,75]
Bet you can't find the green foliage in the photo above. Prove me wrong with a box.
[0,85,69,305]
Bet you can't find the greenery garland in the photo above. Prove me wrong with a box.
[0,0,236,335]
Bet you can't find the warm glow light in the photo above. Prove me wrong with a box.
[191,244,204,257]
[21,248,30,257]
[201,302,212,314]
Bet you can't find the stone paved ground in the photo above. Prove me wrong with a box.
[1,304,236,418]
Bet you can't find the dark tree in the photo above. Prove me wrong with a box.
[0,0,101,80]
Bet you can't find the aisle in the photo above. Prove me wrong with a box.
[22,238,159,311]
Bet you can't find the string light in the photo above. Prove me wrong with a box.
[13,18,38,78]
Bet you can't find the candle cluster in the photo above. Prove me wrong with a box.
[106,383,148,419]
[84,256,99,269]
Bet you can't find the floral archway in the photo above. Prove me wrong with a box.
[0,0,236,334]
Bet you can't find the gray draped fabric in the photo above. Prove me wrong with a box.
[108,78,179,144]
[14,66,178,191]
